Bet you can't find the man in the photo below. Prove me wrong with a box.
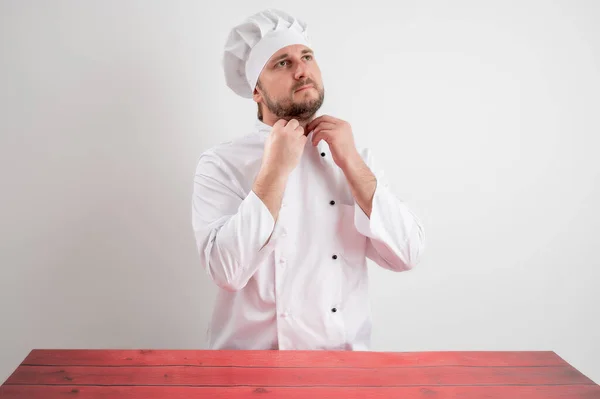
[192,9,425,351]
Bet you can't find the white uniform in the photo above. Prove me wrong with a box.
[191,119,425,350]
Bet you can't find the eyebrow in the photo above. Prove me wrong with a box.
[271,49,314,64]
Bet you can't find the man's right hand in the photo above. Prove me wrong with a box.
[260,118,308,178]
[253,119,307,224]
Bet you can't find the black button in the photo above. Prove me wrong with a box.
[329,200,335,206]
[332,255,337,260]
[331,308,337,313]
[321,152,326,157]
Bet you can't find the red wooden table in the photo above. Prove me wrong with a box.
[1,349,599,398]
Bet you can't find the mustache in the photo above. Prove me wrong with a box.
[292,79,317,91]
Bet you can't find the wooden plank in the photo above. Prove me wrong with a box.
[21,349,568,368]
[2,384,600,399]
[5,365,594,386]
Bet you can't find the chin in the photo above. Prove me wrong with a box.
[296,93,318,104]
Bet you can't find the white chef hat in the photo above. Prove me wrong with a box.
[223,9,311,98]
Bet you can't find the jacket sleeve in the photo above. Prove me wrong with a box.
[352,148,425,272]
[191,152,285,291]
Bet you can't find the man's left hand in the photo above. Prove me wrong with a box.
[307,115,361,169]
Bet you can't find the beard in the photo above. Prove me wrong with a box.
[260,80,325,122]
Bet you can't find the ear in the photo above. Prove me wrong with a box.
[252,86,263,104]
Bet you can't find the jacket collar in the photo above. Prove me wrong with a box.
[254,119,272,137]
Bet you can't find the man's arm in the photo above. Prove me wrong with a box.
[338,154,377,218]
[252,166,288,248]
[192,152,285,292]
[192,119,307,291]
[342,148,425,271]
[307,115,425,271]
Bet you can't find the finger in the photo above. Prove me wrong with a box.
[308,115,339,131]
[274,119,287,128]
[311,121,337,133]
[307,115,329,133]
[308,118,338,134]
[294,124,305,137]
[312,130,332,146]
[312,123,336,140]
[286,118,300,131]
[312,130,329,147]
[311,131,321,146]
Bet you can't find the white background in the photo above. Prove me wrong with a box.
[1,0,599,385]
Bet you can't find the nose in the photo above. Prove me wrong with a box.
[294,61,308,81]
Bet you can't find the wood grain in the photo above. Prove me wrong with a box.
[2,385,600,399]
[6,365,593,386]
[21,349,568,367]
[2,350,599,398]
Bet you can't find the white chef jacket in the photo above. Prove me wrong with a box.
[191,118,425,351]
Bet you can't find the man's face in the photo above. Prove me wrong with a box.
[253,44,325,122]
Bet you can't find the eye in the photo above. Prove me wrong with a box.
[277,60,289,67]
[304,55,313,61]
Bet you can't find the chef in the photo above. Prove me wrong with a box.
[192,9,425,351]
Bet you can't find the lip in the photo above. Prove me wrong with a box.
[295,85,314,92]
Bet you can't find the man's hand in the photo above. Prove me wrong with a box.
[253,119,307,223]
[261,118,308,178]
[308,115,376,218]
[307,115,361,169]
